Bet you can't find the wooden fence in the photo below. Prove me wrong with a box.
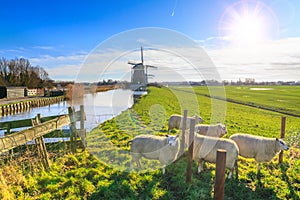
[0,106,86,169]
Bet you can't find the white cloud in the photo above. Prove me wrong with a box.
[33,46,55,50]
[30,53,86,80]
[207,37,300,81]
[26,37,300,82]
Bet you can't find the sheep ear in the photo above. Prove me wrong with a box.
[165,135,169,137]
[276,138,279,141]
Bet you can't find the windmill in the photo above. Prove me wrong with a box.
[128,47,158,91]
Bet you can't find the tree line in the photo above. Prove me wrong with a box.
[0,57,53,88]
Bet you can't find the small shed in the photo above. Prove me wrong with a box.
[6,87,26,99]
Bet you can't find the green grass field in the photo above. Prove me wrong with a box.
[190,85,300,117]
[1,86,299,199]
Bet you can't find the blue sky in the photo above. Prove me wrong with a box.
[1,0,300,82]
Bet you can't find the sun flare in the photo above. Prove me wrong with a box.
[219,0,278,47]
[229,14,265,44]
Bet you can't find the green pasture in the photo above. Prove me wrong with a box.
[1,86,299,199]
[190,85,300,117]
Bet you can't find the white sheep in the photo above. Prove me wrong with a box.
[192,134,239,179]
[128,134,180,174]
[229,133,289,175]
[168,114,204,133]
[195,123,227,138]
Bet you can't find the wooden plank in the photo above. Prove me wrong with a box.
[32,114,50,170]
[0,113,80,130]
[0,115,70,154]
[0,114,65,130]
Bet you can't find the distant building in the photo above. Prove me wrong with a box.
[27,88,38,96]
[26,88,45,96]
[6,87,26,99]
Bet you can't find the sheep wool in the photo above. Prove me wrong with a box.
[229,133,289,176]
[193,134,239,179]
[168,114,204,133]
[129,134,180,174]
[195,123,227,138]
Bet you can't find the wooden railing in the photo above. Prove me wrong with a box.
[0,106,86,170]
[0,115,71,154]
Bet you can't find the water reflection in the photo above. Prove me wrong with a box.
[0,89,133,136]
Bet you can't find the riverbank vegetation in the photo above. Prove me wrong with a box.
[0,86,299,199]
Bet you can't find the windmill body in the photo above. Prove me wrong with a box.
[131,63,147,86]
[128,47,157,91]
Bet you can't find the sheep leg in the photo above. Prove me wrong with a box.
[130,160,134,170]
[228,169,233,179]
[137,159,142,168]
[198,159,204,173]
[162,165,166,174]
[235,160,239,180]
[257,163,261,178]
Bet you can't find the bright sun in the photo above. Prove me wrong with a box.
[230,14,265,44]
[219,0,278,47]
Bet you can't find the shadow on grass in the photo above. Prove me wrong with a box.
[225,178,280,200]
[87,154,285,200]
[88,169,176,200]
[87,171,136,200]
[229,170,281,200]
[88,155,214,200]
[280,163,299,200]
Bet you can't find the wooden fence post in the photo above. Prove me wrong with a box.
[180,110,188,155]
[80,105,86,149]
[214,149,227,200]
[68,107,77,153]
[279,116,286,164]
[32,114,50,170]
[186,118,195,183]
[6,123,14,159]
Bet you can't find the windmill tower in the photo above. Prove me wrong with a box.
[128,47,157,91]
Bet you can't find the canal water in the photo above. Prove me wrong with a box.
[0,89,134,137]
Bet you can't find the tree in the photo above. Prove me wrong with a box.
[0,57,53,88]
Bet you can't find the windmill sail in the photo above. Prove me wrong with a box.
[141,46,144,64]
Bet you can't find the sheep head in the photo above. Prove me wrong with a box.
[166,134,180,146]
[276,138,289,151]
[217,123,227,137]
[194,115,204,123]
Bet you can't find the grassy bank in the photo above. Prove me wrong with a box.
[1,86,299,199]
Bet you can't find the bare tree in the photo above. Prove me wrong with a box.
[0,57,53,87]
